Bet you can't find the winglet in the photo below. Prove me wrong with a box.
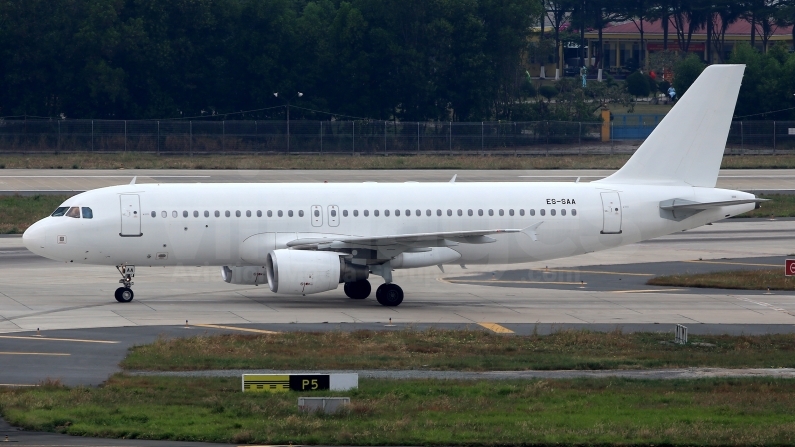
[449,174,457,183]
[521,222,544,242]
[130,176,137,185]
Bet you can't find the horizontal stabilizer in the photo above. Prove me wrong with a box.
[659,198,766,211]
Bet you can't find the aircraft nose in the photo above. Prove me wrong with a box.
[23,221,46,253]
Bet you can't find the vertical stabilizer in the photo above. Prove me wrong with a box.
[597,64,744,187]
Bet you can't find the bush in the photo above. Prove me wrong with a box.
[658,80,671,94]
[626,71,651,97]
[673,54,706,97]
[538,85,558,100]
[521,80,537,98]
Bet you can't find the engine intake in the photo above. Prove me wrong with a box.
[266,249,368,295]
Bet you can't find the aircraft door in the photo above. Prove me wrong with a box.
[120,194,142,237]
[311,205,323,227]
[600,192,622,234]
[328,205,339,227]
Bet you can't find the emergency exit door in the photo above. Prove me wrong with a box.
[600,192,622,234]
[120,194,142,237]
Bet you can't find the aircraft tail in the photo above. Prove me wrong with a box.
[597,64,745,187]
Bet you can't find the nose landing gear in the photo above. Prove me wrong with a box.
[115,264,135,303]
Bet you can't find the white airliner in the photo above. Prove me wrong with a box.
[23,65,761,306]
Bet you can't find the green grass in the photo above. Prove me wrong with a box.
[3,153,795,170]
[0,195,72,234]
[121,330,795,372]
[740,194,795,218]
[2,376,795,445]
[648,268,795,291]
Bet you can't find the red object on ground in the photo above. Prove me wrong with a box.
[649,71,656,80]
[786,259,795,276]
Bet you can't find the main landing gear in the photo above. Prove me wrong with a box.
[343,279,404,306]
[115,264,135,303]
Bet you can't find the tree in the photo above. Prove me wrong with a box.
[672,53,705,97]
[626,70,651,97]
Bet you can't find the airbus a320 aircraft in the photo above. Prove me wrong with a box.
[23,65,761,307]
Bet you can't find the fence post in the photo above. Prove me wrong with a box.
[57,120,61,151]
[222,120,225,152]
[449,122,452,153]
[481,122,484,155]
[610,121,614,154]
[124,120,127,152]
[384,121,387,154]
[352,121,355,155]
[773,121,776,154]
[417,122,420,154]
[190,120,193,157]
[740,120,744,153]
[91,120,94,152]
[320,121,323,154]
[578,121,582,154]
[157,121,160,155]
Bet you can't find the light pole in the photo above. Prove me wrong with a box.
[274,92,303,153]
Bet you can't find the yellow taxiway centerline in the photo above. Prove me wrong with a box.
[683,260,781,268]
[478,323,515,334]
[532,268,654,276]
[0,335,119,344]
[0,352,70,356]
[193,324,280,334]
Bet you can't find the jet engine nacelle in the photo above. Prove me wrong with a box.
[221,266,267,285]
[265,249,368,295]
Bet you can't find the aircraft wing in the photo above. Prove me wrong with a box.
[286,222,543,250]
[659,198,766,211]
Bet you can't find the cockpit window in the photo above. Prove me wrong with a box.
[51,207,69,217]
[66,207,81,218]
[81,207,93,219]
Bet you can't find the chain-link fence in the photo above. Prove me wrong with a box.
[0,118,792,155]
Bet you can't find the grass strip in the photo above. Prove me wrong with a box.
[739,194,795,218]
[0,195,72,234]
[120,330,795,371]
[648,268,795,291]
[2,376,795,445]
[2,153,795,169]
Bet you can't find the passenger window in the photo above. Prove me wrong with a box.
[354,210,359,217]
[51,207,69,217]
[343,210,348,217]
[416,210,421,216]
[314,210,320,217]
[488,209,494,216]
[426,209,431,216]
[288,210,293,217]
[540,209,546,216]
[530,209,535,216]
[172,211,178,218]
[551,209,556,216]
[236,211,241,217]
[66,207,80,218]
[257,210,262,217]
[364,210,369,217]
[394,210,399,217]
[162,211,167,218]
[267,210,272,217]
[447,209,452,216]
[375,210,380,217]
[457,209,462,216]
[246,210,251,217]
[572,209,577,216]
[183,211,188,218]
[499,209,504,216]
[278,210,283,217]
[151,211,156,218]
[437,209,442,216]
[194,211,199,218]
[215,211,220,217]
[331,210,337,217]
[82,207,93,219]
[468,209,473,216]
[225,211,231,217]
[520,209,525,216]
[478,209,483,216]
[205,211,210,217]
[299,210,304,217]
[509,209,514,216]
[561,209,566,216]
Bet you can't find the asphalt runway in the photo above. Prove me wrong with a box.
[1,168,794,194]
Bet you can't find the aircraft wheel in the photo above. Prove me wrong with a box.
[375,284,403,307]
[115,287,134,303]
[344,280,371,299]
